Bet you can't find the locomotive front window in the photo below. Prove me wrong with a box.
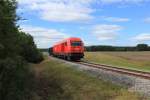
[71,41,81,46]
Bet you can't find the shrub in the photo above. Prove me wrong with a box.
[17,32,44,63]
[0,56,34,100]
[136,44,149,51]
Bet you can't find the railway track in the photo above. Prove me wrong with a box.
[75,61,150,80]
[50,56,150,80]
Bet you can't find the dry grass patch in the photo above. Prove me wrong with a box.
[84,52,150,72]
[31,56,145,100]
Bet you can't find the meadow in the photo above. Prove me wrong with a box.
[84,52,150,72]
[31,56,145,100]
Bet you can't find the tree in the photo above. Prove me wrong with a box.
[136,44,148,51]
[0,0,19,58]
[0,0,43,100]
[17,32,43,63]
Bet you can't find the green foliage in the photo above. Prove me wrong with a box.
[0,56,34,100]
[136,44,149,51]
[85,44,149,52]
[17,32,44,63]
[0,0,18,58]
[0,0,43,62]
[0,0,43,100]
[86,45,115,51]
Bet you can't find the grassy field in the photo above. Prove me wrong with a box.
[84,52,150,72]
[31,56,146,100]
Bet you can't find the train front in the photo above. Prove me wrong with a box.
[68,38,84,60]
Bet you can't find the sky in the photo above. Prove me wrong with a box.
[17,0,150,48]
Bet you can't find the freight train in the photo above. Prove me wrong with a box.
[48,37,84,61]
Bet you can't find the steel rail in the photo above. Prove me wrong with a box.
[49,56,150,80]
[76,61,150,80]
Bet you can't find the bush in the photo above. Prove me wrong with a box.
[17,32,44,63]
[0,56,34,100]
[136,44,149,51]
[24,49,44,63]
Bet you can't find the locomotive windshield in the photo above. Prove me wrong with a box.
[71,41,81,46]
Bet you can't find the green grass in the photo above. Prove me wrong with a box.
[84,52,150,72]
[31,56,145,100]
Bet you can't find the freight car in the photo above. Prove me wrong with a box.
[49,37,84,61]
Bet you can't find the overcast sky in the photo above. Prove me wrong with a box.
[17,0,150,48]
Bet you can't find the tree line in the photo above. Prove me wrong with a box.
[0,0,43,100]
[41,44,150,53]
[85,44,150,51]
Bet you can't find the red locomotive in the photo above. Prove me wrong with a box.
[49,37,84,61]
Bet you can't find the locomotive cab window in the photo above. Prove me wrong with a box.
[71,41,81,46]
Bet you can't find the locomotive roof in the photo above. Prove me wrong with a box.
[53,37,82,46]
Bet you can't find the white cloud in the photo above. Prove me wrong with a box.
[17,0,94,22]
[92,24,123,40]
[133,33,150,41]
[144,17,150,23]
[19,25,69,48]
[99,0,149,4]
[102,16,130,22]
[17,0,149,22]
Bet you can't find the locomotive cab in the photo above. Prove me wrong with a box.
[67,40,84,60]
[71,41,82,52]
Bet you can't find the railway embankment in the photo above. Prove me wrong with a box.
[50,56,150,98]
[32,55,148,100]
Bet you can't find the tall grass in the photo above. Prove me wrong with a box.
[31,57,144,100]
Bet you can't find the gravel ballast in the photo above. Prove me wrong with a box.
[50,57,150,98]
